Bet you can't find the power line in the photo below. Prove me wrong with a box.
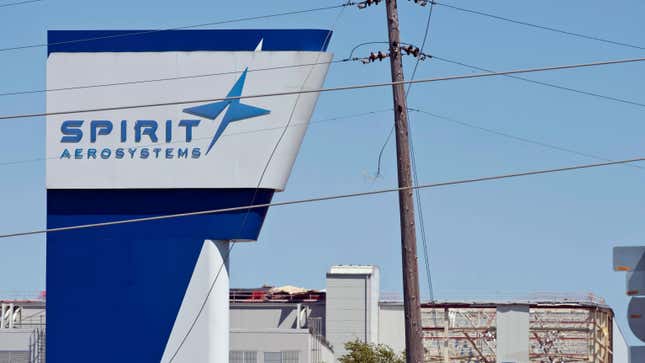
[431,55,645,109]
[6,104,634,174]
[2,156,643,240]
[347,46,645,110]
[382,0,426,355]
[408,108,645,171]
[3,51,638,111]
[406,2,436,302]
[431,1,645,51]
[347,40,423,60]
[0,109,392,168]
[165,7,349,361]
[2,56,645,121]
[0,59,355,98]
[0,39,435,99]
[0,0,41,9]
[0,3,356,54]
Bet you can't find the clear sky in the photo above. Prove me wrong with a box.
[0,0,644,345]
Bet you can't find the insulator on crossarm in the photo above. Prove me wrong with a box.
[359,50,389,64]
[358,0,381,9]
[401,45,422,58]
[410,0,429,6]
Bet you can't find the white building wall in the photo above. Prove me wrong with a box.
[230,303,325,332]
[496,305,530,363]
[161,240,229,363]
[369,268,380,344]
[0,330,31,351]
[0,330,31,363]
[612,321,629,363]
[325,266,380,359]
[230,329,317,363]
[378,304,405,353]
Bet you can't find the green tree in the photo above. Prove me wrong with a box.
[339,340,405,363]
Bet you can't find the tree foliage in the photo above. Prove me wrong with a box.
[339,340,405,363]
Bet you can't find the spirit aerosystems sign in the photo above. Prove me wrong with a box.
[58,68,269,161]
[46,30,332,190]
[46,29,334,363]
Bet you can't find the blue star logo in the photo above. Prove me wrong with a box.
[183,68,270,154]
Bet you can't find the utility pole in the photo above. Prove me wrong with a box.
[384,0,425,362]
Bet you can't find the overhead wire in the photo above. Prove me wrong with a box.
[4,100,638,174]
[165,4,350,361]
[0,2,356,54]
[0,109,393,168]
[2,56,645,120]
[3,51,638,110]
[0,59,356,98]
[430,1,645,51]
[0,0,41,9]
[363,0,645,299]
[9,100,642,174]
[431,55,645,110]
[354,8,438,303]
[347,45,645,111]
[405,1,436,302]
[2,156,644,239]
[0,3,383,99]
[408,108,645,171]
[3,0,639,347]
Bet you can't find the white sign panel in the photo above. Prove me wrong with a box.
[46,51,331,190]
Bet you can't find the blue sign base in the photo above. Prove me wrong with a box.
[46,189,273,362]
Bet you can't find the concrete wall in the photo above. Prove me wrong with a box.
[0,329,31,363]
[231,303,325,332]
[317,338,335,363]
[496,305,529,363]
[230,302,331,362]
[613,321,629,363]
[378,303,405,353]
[368,269,380,344]
[231,329,334,363]
[325,266,379,359]
[0,330,31,351]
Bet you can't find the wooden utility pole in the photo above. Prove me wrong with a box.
[384,0,425,362]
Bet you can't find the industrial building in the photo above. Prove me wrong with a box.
[0,265,630,362]
[0,295,45,363]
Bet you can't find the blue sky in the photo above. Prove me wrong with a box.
[0,0,644,344]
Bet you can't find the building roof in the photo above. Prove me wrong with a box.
[328,265,379,275]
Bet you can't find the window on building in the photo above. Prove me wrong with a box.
[282,351,299,363]
[263,351,300,363]
[230,351,257,363]
[0,351,29,363]
[263,352,281,363]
